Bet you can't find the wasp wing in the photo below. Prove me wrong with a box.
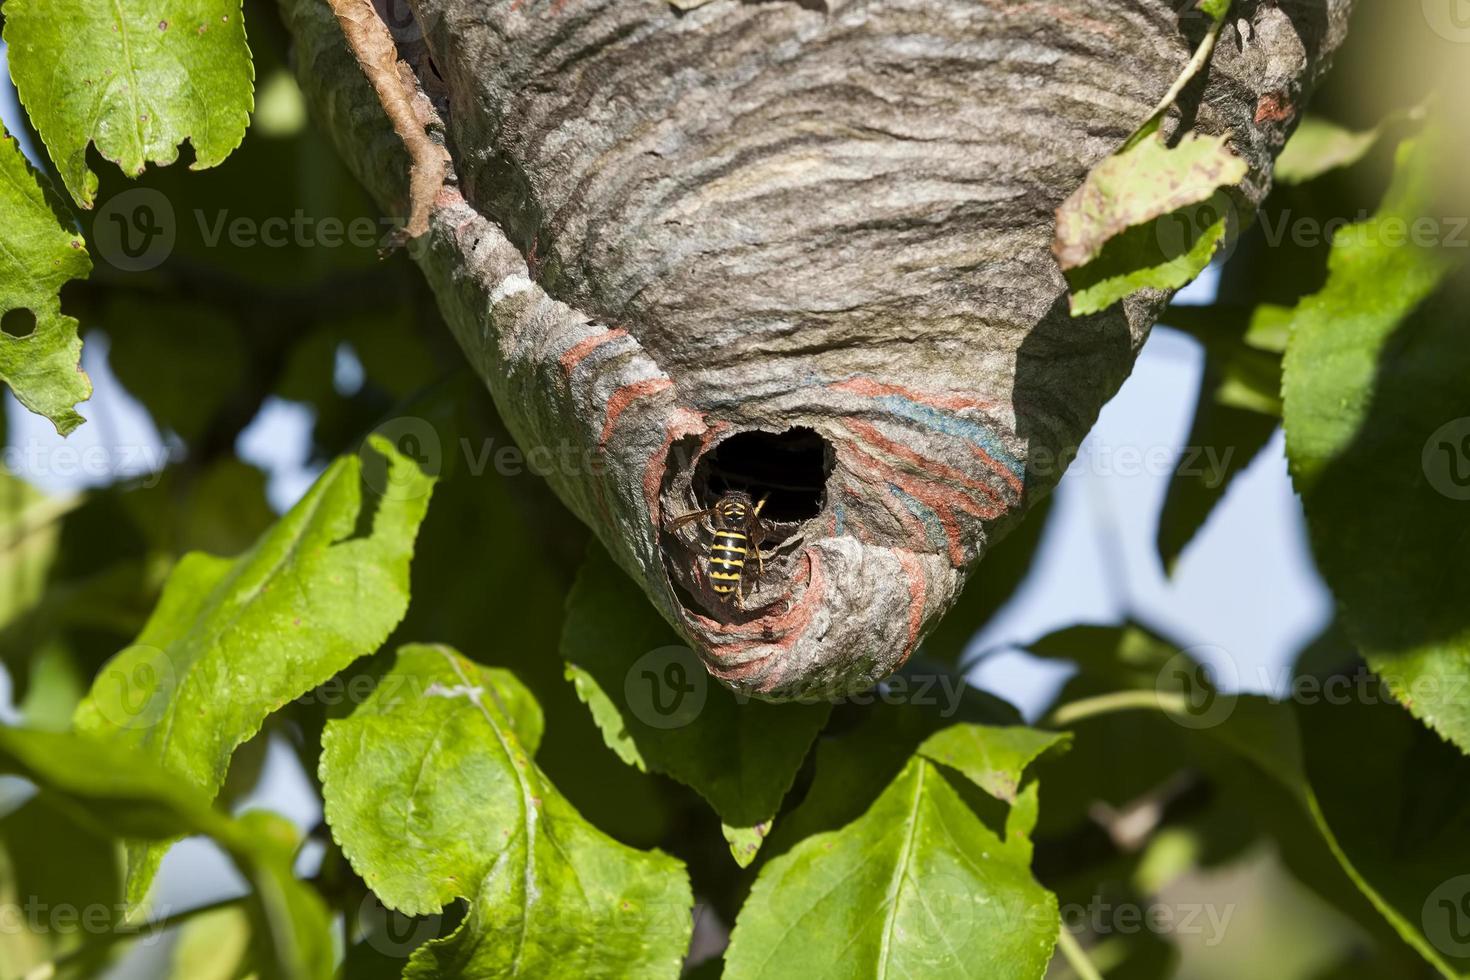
[665,508,715,531]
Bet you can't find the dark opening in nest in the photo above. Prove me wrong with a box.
[694,427,834,525]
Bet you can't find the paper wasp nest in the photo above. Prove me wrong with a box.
[282,0,1351,699]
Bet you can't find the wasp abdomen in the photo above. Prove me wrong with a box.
[708,530,748,595]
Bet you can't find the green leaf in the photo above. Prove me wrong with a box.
[561,541,830,866]
[168,905,252,980]
[2,0,254,207]
[1207,694,1470,978]
[320,643,693,979]
[0,795,123,977]
[725,742,1060,980]
[0,128,92,434]
[72,435,435,903]
[0,471,75,632]
[0,727,332,980]
[1275,116,1384,186]
[1282,132,1470,751]
[1055,132,1248,315]
[917,723,1070,808]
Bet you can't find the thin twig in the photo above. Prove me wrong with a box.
[36,893,250,978]
[1123,3,1232,151]
[1044,689,1189,727]
[1055,925,1105,980]
[326,0,450,239]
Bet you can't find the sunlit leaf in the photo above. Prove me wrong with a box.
[1275,116,1385,186]
[1055,132,1248,315]
[3,0,254,207]
[0,128,92,434]
[72,436,435,903]
[726,723,1063,980]
[1282,132,1470,751]
[320,643,693,979]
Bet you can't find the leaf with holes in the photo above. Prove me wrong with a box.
[1282,131,1470,752]
[562,542,831,866]
[2,0,254,207]
[320,643,693,979]
[0,129,92,434]
[725,722,1062,980]
[71,435,435,906]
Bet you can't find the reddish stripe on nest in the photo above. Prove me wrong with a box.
[831,377,999,414]
[559,328,628,378]
[599,377,674,448]
[703,568,822,683]
[693,551,822,650]
[642,408,706,527]
[972,444,1024,497]
[844,419,1009,510]
[839,449,936,554]
[843,443,987,565]
[894,551,927,660]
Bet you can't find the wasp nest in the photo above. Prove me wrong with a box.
[282,0,1351,699]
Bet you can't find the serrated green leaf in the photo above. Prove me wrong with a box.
[72,436,435,904]
[0,727,332,980]
[320,643,693,979]
[2,0,254,207]
[561,541,830,866]
[0,129,92,434]
[1282,132,1470,752]
[1054,131,1248,314]
[725,750,1059,980]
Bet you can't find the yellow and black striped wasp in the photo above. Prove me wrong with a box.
[666,491,773,607]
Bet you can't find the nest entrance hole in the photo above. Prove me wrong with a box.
[694,427,833,526]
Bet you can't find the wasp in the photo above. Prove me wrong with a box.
[666,491,773,606]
